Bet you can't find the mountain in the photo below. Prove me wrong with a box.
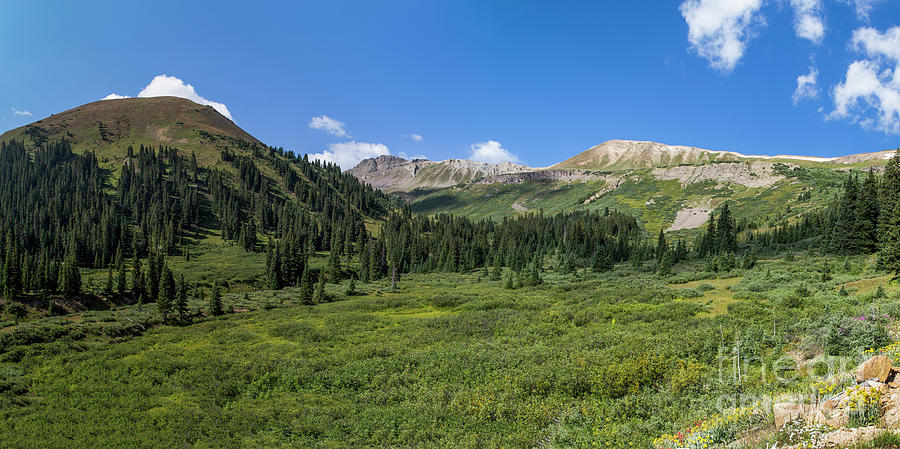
[349,139,898,232]
[0,97,390,296]
[347,154,534,192]
[0,96,262,166]
[552,139,897,170]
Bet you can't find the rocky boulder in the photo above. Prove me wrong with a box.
[857,355,893,383]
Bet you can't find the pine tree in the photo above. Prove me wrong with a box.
[59,250,81,298]
[881,200,900,275]
[116,258,127,294]
[656,229,667,263]
[3,235,21,299]
[208,282,223,316]
[830,175,860,254]
[266,244,283,290]
[175,274,188,321]
[880,150,900,240]
[856,169,880,253]
[159,265,175,322]
[346,275,357,296]
[314,272,326,304]
[105,266,114,294]
[299,267,314,305]
[716,203,736,253]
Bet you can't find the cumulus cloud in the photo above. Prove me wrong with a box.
[791,0,825,44]
[404,133,423,142]
[309,115,350,137]
[135,75,233,120]
[10,107,32,116]
[679,0,765,72]
[102,93,130,100]
[468,140,521,164]
[793,66,820,104]
[829,26,900,134]
[308,141,389,169]
[841,0,883,21]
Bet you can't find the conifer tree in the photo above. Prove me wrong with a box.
[3,236,20,300]
[314,272,326,303]
[158,265,175,322]
[208,282,223,316]
[346,275,356,296]
[880,150,900,239]
[716,203,736,253]
[116,258,127,294]
[881,201,900,275]
[856,170,880,253]
[175,274,188,321]
[829,175,860,254]
[59,250,81,298]
[299,267,314,305]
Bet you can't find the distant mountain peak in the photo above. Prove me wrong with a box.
[348,156,533,192]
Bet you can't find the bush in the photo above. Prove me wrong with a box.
[822,314,891,356]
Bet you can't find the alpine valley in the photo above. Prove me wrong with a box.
[5,97,900,449]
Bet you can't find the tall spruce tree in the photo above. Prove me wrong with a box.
[856,169,880,253]
[158,265,175,322]
[716,203,736,253]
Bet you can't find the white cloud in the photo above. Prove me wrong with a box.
[309,115,350,137]
[841,0,883,21]
[829,26,900,134]
[308,141,389,169]
[404,133,423,142]
[11,107,32,116]
[102,93,130,100]
[135,75,233,121]
[468,140,521,164]
[790,0,825,44]
[679,0,765,72]
[793,66,820,104]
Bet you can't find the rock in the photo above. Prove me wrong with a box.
[817,426,884,447]
[857,355,893,383]
[774,402,804,428]
[884,391,900,427]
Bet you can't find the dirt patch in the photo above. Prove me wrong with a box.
[668,201,713,231]
[512,202,528,212]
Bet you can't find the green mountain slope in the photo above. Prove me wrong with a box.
[0,96,261,167]
[0,97,391,303]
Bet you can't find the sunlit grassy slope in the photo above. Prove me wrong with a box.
[4,253,900,448]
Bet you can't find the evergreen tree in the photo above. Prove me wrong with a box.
[3,235,20,299]
[208,282,223,316]
[314,272,326,304]
[829,175,860,254]
[159,265,175,322]
[299,267,314,305]
[881,150,900,239]
[346,275,357,296]
[881,201,900,275]
[116,258,127,294]
[59,250,81,297]
[716,203,736,253]
[265,244,283,290]
[856,169,880,253]
[175,274,188,321]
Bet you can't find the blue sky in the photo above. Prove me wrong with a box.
[2,0,900,168]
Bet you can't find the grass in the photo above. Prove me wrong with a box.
[671,277,740,316]
[3,252,900,448]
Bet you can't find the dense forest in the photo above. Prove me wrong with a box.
[4,136,900,327]
[0,137,387,310]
